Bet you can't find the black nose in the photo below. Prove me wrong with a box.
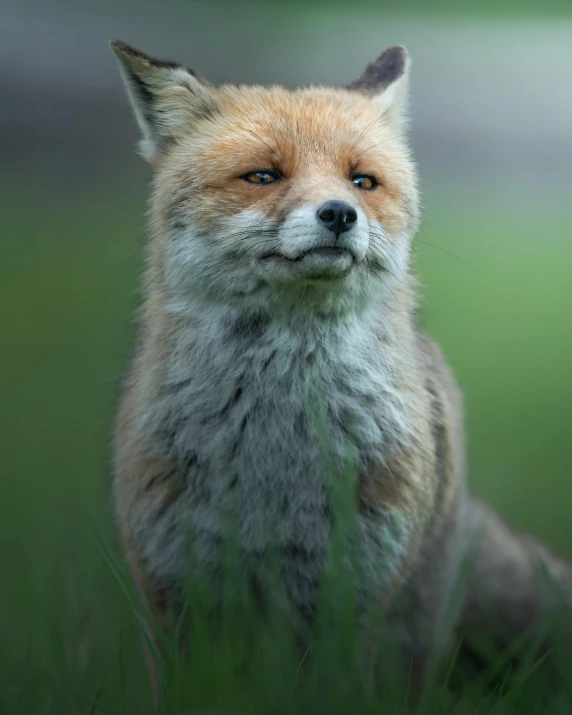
[317,200,358,236]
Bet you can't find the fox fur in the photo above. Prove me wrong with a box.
[110,39,572,689]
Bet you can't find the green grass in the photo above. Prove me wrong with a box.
[1,180,572,713]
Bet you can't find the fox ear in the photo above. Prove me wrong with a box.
[110,39,217,162]
[346,46,411,131]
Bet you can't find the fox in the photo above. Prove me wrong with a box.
[109,38,572,693]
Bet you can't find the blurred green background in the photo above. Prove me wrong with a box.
[1,0,571,706]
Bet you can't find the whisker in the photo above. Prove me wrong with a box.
[370,259,398,282]
[348,114,381,158]
[348,85,417,162]
[347,106,377,155]
[269,125,283,159]
[378,85,417,124]
[371,258,399,282]
[413,239,465,263]
[243,129,279,158]
[367,238,401,279]
[365,255,387,277]
[352,135,403,162]
[379,274,398,301]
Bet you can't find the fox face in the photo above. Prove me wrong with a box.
[112,41,419,318]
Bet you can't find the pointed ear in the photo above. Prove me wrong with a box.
[346,46,411,131]
[110,39,217,162]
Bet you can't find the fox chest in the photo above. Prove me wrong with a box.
[140,337,416,607]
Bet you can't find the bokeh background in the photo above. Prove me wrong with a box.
[1,0,571,701]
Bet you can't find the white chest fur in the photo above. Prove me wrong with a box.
[135,304,422,612]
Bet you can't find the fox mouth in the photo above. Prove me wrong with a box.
[260,246,355,280]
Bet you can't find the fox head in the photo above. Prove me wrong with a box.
[111,40,419,319]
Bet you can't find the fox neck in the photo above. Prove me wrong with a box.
[145,277,421,438]
[160,273,417,355]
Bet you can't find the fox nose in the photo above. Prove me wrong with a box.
[317,200,358,236]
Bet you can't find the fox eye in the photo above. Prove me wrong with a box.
[242,170,282,185]
[351,174,378,190]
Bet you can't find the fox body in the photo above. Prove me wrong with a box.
[110,40,572,684]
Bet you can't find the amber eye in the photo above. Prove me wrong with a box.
[351,174,378,190]
[242,170,282,185]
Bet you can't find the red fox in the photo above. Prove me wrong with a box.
[110,39,572,690]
